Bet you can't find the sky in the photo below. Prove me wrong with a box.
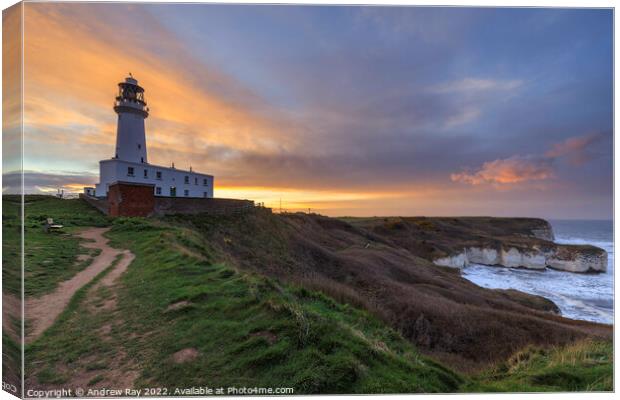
[2,3,613,219]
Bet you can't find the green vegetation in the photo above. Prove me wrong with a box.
[2,195,22,295]
[27,216,461,393]
[2,195,109,297]
[2,195,23,392]
[464,340,613,392]
[2,332,22,392]
[21,197,613,393]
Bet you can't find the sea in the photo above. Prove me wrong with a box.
[461,220,614,325]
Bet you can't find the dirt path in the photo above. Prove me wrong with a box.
[25,227,134,342]
[2,292,21,341]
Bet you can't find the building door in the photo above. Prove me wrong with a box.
[170,186,176,197]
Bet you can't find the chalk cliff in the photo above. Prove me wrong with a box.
[424,217,606,273]
[434,243,607,273]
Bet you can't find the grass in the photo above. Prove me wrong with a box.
[2,332,22,393]
[26,216,462,394]
[2,195,22,295]
[462,340,613,392]
[19,197,614,393]
[164,210,611,372]
[2,195,109,297]
[109,217,462,393]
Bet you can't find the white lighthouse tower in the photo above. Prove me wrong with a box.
[114,75,149,163]
[93,75,214,198]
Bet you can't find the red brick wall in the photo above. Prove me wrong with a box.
[108,183,155,217]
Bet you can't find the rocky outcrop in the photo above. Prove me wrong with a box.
[546,245,608,273]
[434,244,607,273]
[529,221,555,241]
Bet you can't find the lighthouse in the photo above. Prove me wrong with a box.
[93,75,214,199]
[114,76,149,163]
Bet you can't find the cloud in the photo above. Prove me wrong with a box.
[452,133,603,186]
[353,7,479,45]
[444,106,481,129]
[429,78,523,94]
[425,78,524,129]
[13,4,612,218]
[19,3,497,194]
[20,3,533,193]
[544,132,603,165]
[451,156,554,185]
[3,170,99,194]
[22,3,300,168]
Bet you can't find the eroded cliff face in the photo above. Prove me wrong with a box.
[335,216,605,274]
[434,243,607,273]
[529,221,555,241]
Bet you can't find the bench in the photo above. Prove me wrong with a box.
[44,218,64,233]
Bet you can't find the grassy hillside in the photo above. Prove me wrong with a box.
[341,216,556,261]
[26,216,462,394]
[166,210,611,370]
[20,197,613,393]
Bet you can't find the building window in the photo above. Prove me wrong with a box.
[203,192,208,198]
[144,169,148,178]
[194,177,198,185]
[170,187,176,197]
[184,189,189,197]
[141,157,144,163]
[155,187,161,195]
[156,171,162,180]
[138,144,141,149]
[184,176,189,184]
[203,178,208,186]
[127,167,134,176]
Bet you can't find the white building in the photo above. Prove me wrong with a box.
[94,76,214,198]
